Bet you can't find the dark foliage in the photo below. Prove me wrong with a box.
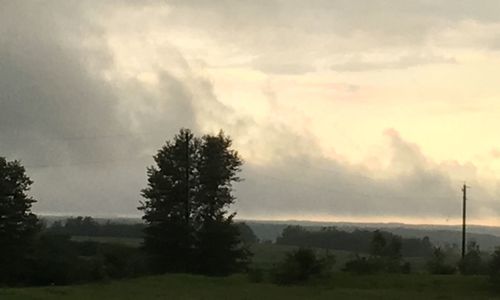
[343,255,380,274]
[139,129,249,275]
[46,217,145,238]
[45,217,259,251]
[277,226,433,258]
[29,234,148,286]
[0,158,40,285]
[139,129,199,273]
[236,222,259,245]
[0,232,148,286]
[458,241,485,275]
[272,248,335,285]
[343,230,410,274]
[195,216,251,276]
[193,132,249,275]
[427,247,456,275]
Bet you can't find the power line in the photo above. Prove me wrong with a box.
[24,156,152,169]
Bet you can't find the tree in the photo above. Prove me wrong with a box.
[370,230,387,257]
[0,157,40,284]
[194,131,249,275]
[272,248,334,285]
[139,129,249,275]
[139,129,199,273]
[427,247,456,274]
[236,222,259,245]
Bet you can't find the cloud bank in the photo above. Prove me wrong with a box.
[1,1,500,223]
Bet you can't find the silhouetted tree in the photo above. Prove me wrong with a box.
[139,129,199,273]
[139,129,249,275]
[386,235,402,259]
[370,230,387,257]
[0,157,40,284]
[194,131,249,275]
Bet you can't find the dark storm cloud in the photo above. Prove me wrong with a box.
[0,1,139,164]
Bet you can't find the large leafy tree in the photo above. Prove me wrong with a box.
[139,129,199,273]
[0,157,40,283]
[194,132,249,275]
[140,129,249,275]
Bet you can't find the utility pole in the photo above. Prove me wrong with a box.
[461,183,469,260]
[185,131,190,226]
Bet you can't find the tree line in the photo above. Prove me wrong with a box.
[45,216,258,245]
[276,225,434,257]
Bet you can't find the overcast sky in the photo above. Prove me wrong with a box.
[3,1,500,225]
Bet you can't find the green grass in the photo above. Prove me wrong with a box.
[12,240,488,299]
[1,273,498,300]
[65,238,429,273]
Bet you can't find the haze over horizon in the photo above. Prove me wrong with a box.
[3,1,500,225]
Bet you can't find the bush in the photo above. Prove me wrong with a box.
[271,248,334,285]
[343,256,379,274]
[427,247,456,275]
[458,242,485,275]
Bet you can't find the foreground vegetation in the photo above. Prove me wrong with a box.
[1,273,498,300]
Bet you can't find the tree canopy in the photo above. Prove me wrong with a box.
[139,128,249,275]
[0,157,40,284]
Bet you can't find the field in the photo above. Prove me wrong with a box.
[67,238,427,273]
[1,240,494,299]
[1,273,498,300]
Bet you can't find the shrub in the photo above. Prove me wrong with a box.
[343,256,380,274]
[271,248,334,285]
[427,247,456,275]
[458,242,485,275]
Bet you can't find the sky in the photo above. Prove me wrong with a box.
[2,1,500,225]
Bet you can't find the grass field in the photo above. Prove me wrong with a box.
[5,238,486,299]
[67,237,429,273]
[1,273,498,300]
